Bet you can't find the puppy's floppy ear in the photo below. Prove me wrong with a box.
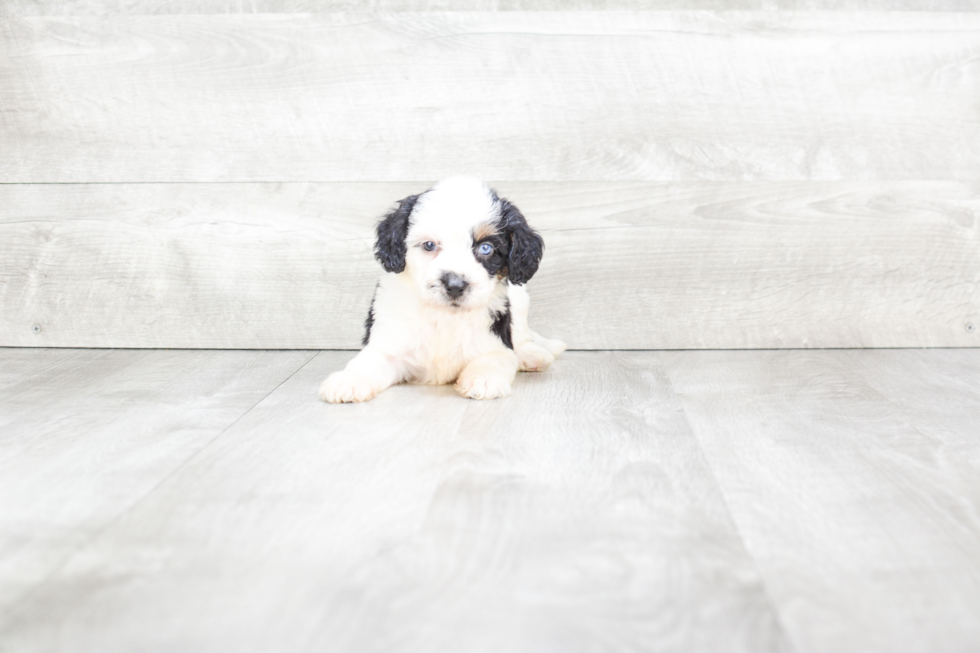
[500,198,544,285]
[374,194,419,273]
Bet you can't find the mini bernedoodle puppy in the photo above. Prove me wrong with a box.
[319,176,565,403]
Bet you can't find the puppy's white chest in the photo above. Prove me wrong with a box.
[409,309,497,384]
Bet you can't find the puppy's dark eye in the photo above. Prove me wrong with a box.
[422,241,437,252]
[477,243,493,256]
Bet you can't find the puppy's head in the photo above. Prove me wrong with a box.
[374,177,544,310]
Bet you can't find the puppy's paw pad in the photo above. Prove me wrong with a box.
[319,372,376,403]
[455,375,512,400]
[517,345,555,373]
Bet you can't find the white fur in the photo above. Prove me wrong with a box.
[320,177,565,403]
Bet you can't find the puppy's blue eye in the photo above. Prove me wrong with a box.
[422,241,436,252]
[477,243,493,255]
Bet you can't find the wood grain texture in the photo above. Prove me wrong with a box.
[1,181,977,349]
[0,350,790,653]
[0,347,315,616]
[4,348,980,651]
[2,12,979,182]
[662,348,980,653]
[4,0,979,14]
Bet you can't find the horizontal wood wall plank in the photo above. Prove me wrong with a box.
[2,12,978,182]
[3,1,978,15]
[2,181,976,349]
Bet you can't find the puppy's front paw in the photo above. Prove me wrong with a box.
[319,371,377,403]
[454,373,512,400]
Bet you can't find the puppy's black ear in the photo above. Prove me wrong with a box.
[500,198,544,285]
[374,194,419,273]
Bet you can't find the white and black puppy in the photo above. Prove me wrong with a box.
[319,176,565,403]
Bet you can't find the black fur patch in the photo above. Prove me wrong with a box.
[497,198,544,285]
[362,285,378,346]
[374,194,420,273]
[490,299,513,350]
[473,189,545,285]
[472,230,510,278]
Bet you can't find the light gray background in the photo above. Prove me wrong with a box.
[3,3,977,349]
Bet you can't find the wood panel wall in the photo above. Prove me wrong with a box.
[1,4,978,349]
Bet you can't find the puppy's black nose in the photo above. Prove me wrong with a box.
[441,272,469,300]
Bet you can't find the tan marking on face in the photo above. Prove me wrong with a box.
[473,221,499,242]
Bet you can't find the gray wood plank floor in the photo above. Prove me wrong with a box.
[1,348,978,652]
[0,348,316,618]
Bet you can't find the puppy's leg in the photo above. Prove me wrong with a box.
[319,347,404,403]
[531,330,567,357]
[507,284,566,372]
[455,350,519,400]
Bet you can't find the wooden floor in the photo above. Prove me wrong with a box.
[1,348,978,653]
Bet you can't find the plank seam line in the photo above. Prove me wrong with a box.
[3,347,979,352]
[666,373,802,652]
[0,179,975,185]
[0,350,322,626]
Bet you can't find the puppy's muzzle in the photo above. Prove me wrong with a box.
[440,272,469,300]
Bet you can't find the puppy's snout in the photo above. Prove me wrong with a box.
[440,272,469,300]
